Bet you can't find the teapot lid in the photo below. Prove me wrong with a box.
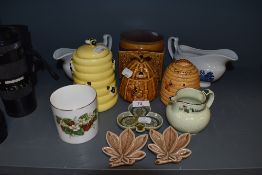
[75,38,109,59]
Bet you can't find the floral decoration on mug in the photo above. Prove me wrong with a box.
[56,109,98,136]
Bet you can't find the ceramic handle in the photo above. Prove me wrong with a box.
[103,34,112,50]
[53,48,75,60]
[168,37,179,60]
[202,89,215,108]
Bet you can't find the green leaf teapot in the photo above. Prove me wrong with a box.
[166,88,214,134]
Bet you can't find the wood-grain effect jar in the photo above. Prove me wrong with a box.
[120,59,158,102]
[160,59,200,105]
[119,30,164,81]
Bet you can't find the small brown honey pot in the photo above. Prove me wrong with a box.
[160,59,200,105]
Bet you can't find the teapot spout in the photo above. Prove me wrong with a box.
[53,48,75,60]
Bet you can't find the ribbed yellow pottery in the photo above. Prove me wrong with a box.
[160,59,200,105]
[72,38,118,112]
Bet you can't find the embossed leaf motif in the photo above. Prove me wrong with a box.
[148,127,192,164]
[102,128,148,167]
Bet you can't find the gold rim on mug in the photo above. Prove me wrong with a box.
[50,84,97,111]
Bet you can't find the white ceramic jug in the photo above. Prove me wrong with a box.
[53,34,112,79]
[168,37,238,87]
[166,88,214,133]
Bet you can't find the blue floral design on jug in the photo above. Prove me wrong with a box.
[200,70,214,82]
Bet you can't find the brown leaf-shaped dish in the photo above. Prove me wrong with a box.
[102,128,148,167]
[148,126,192,164]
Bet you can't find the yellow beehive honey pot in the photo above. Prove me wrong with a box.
[160,59,200,105]
[72,38,118,112]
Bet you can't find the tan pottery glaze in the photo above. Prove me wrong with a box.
[120,59,158,102]
[148,126,192,164]
[102,128,148,167]
[119,30,164,81]
[160,59,200,105]
[119,30,164,51]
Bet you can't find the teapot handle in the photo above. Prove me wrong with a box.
[167,36,179,60]
[103,34,112,50]
[202,89,215,108]
[53,48,75,60]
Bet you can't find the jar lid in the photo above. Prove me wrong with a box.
[120,30,163,43]
[119,30,164,52]
[75,39,109,59]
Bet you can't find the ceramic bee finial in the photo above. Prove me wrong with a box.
[85,38,97,46]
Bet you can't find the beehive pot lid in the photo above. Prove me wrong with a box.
[75,43,109,59]
[170,59,199,75]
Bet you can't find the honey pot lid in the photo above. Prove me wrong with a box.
[170,59,199,73]
[75,38,109,59]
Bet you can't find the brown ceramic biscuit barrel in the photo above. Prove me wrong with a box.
[119,30,164,51]
[120,59,158,102]
[119,30,164,81]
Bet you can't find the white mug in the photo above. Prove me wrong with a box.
[50,84,98,144]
